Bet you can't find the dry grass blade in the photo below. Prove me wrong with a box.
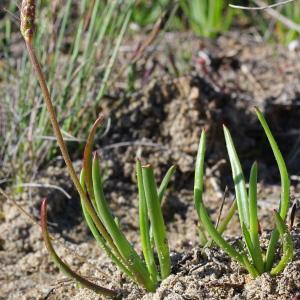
[229,0,295,10]
[215,186,229,229]
[289,202,297,230]
[83,114,105,203]
[252,0,300,34]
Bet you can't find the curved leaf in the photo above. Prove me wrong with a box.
[158,165,176,204]
[194,131,245,266]
[92,155,155,291]
[224,125,249,228]
[80,170,133,280]
[142,164,171,280]
[136,160,158,284]
[248,162,264,273]
[83,114,105,205]
[256,108,290,270]
[40,199,117,297]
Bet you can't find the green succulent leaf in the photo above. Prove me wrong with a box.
[136,160,158,284]
[158,165,176,204]
[92,155,155,292]
[194,130,245,266]
[255,108,290,219]
[223,125,249,229]
[79,170,133,280]
[255,108,290,271]
[248,162,264,274]
[142,164,171,280]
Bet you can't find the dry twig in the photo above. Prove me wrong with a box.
[229,0,295,10]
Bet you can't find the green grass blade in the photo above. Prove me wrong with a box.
[270,211,294,275]
[95,1,118,47]
[248,162,264,273]
[223,125,249,228]
[83,0,102,58]
[80,171,134,280]
[158,165,176,204]
[96,0,134,102]
[40,199,117,297]
[142,164,171,280]
[136,160,158,284]
[194,131,245,266]
[65,18,85,85]
[255,108,290,270]
[51,0,72,76]
[92,155,155,291]
[80,0,117,80]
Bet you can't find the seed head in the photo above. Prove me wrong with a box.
[20,0,36,43]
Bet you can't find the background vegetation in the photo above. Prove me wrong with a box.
[1,0,300,184]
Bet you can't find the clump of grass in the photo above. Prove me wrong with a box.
[270,0,300,44]
[194,107,294,277]
[179,0,235,38]
[131,0,170,27]
[230,0,300,45]
[21,1,173,295]
[2,0,134,180]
